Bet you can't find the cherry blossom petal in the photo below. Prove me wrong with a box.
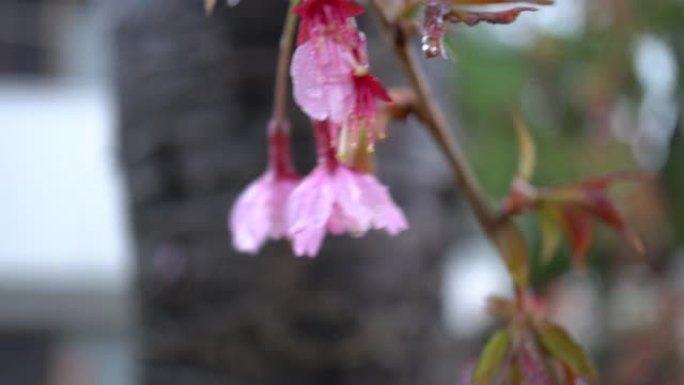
[287,167,335,256]
[267,177,300,238]
[291,39,355,122]
[229,174,274,254]
[332,166,371,232]
[356,172,408,234]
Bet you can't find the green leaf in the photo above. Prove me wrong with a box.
[535,320,598,381]
[474,329,512,385]
[493,221,530,289]
[538,205,563,263]
[514,114,535,181]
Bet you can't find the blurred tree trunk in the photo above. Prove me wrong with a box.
[114,2,467,384]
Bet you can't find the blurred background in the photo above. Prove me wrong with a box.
[0,0,134,384]
[0,0,682,384]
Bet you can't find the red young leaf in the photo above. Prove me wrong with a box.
[577,170,651,191]
[501,170,648,263]
[582,191,625,230]
[422,0,552,59]
[580,192,644,255]
[446,7,537,26]
[450,0,552,4]
[559,209,592,267]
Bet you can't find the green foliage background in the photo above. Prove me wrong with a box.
[445,0,684,285]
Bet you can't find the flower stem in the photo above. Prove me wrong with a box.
[369,1,497,234]
[313,121,339,171]
[268,120,297,176]
[272,0,300,129]
[267,0,300,176]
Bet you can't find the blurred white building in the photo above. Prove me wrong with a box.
[0,1,136,384]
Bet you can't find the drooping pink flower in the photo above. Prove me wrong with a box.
[291,33,392,150]
[287,163,408,256]
[286,121,408,257]
[290,0,392,149]
[230,171,300,253]
[229,121,301,254]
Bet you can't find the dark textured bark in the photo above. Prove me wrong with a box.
[114,2,468,384]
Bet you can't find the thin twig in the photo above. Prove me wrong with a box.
[369,0,498,234]
[272,0,300,127]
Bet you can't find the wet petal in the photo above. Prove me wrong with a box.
[229,174,273,254]
[268,177,300,238]
[287,167,335,256]
[291,39,355,122]
[332,166,371,232]
[356,172,408,235]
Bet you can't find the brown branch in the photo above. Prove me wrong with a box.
[272,0,300,127]
[369,0,498,234]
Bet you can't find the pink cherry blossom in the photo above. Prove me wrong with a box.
[229,122,300,254]
[286,121,408,257]
[292,34,393,150]
[290,0,391,144]
[287,164,408,256]
[230,171,300,253]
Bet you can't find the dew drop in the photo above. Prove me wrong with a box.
[421,35,444,59]
[422,1,449,59]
